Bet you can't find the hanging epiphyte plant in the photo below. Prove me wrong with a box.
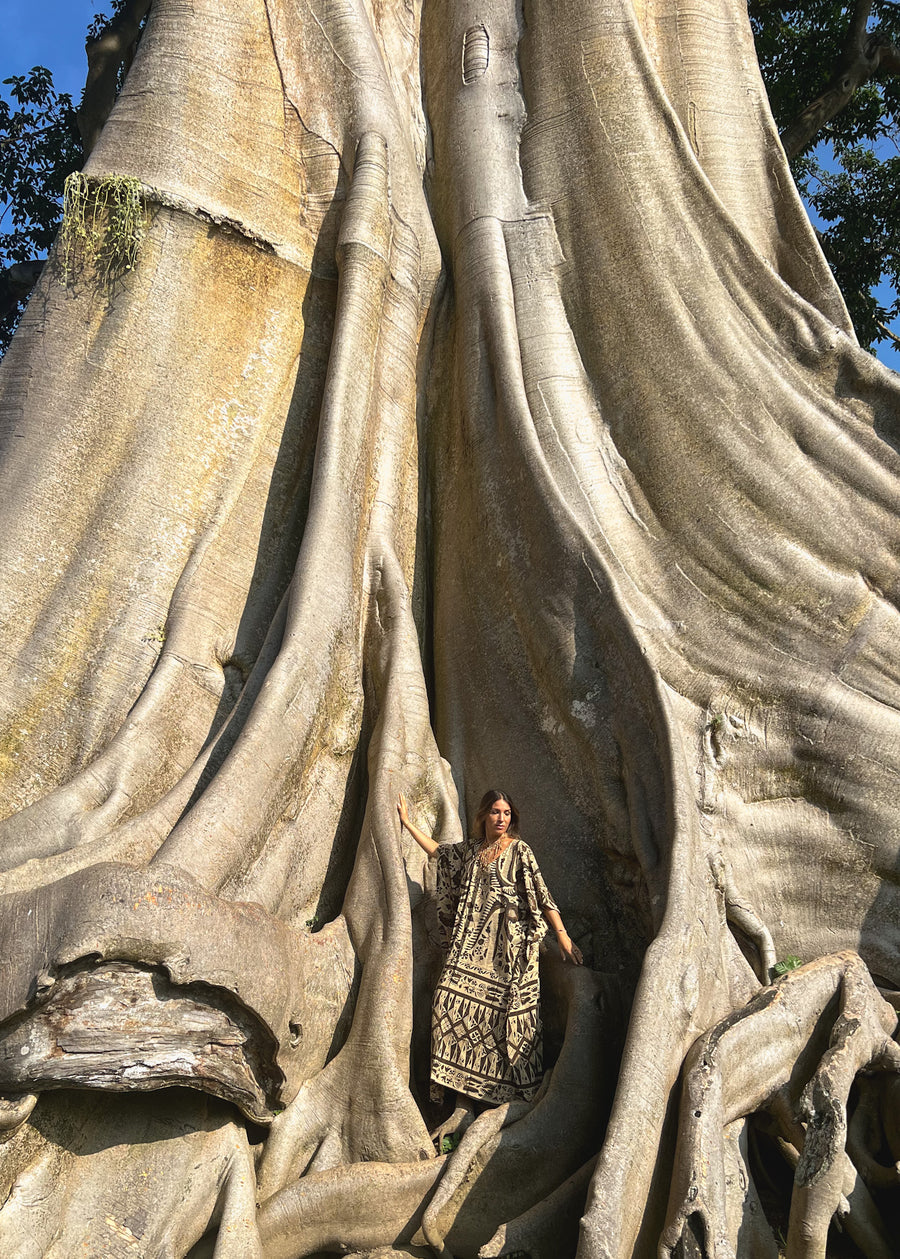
[59,171,148,287]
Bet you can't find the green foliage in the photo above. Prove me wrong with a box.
[439,1132,461,1154]
[772,954,803,977]
[0,67,81,352]
[749,0,900,349]
[59,171,148,287]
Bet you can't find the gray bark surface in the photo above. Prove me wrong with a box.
[0,0,899,1255]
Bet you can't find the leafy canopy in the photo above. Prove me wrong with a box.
[749,0,900,348]
[0,67,81,350]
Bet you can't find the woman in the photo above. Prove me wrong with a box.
[398,788,582,1106]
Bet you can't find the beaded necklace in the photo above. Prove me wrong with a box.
[476,833,515,870]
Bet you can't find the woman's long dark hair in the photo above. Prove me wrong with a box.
[472,788,521,840]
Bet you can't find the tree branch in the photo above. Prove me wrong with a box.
[845,0,874,54]
[77,0,152,157]
[780,6,900,160]
[876,319,900,350]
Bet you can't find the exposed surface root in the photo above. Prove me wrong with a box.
[847,1076,900,1190]
[477,1154,598,1258]
[421,1100,532,1257]
[257,1160,445,1259]
[0,1091,262,1258]
[710,852,776,985]
[661,951,900,1259]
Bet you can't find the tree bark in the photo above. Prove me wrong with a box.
[1,0,900,1255]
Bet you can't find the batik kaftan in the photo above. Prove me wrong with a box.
[430,838,559,1103]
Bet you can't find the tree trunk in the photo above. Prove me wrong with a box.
[1,0,900,1255]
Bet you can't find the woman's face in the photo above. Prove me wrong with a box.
[483,798,512,842]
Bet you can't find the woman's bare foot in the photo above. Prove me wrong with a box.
[431,1094,476,1153]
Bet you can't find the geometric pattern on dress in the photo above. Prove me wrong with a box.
[429,837,560,1104]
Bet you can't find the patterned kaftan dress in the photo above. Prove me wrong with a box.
[429,837,559,1104]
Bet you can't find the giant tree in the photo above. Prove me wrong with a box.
[1,1,900,1257]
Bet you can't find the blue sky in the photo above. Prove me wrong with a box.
[3,0,101,99]
[3,0,898,370]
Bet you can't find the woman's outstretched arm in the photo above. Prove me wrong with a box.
[397,793,440,856]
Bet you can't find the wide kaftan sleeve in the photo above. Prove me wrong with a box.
[518,843,559,925]
[431,840,469,953]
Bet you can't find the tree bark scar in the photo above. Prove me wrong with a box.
[462,24,490,85]
[688,101,700,158]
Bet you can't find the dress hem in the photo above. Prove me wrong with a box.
[430,1062,541,1105]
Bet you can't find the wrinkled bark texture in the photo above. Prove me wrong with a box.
[1,0,900,1256]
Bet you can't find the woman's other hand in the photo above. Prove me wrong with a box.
[557,930,583,965]
[544,908,583,964]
